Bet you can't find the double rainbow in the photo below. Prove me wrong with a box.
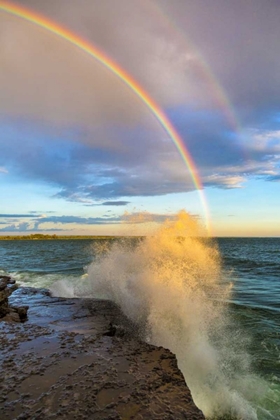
[0,0,211,234]
[146,0,241,133]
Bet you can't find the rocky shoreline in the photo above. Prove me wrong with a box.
[0,275,29,322]
[0,282,205,419]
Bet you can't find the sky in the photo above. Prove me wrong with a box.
[0,0,279,237]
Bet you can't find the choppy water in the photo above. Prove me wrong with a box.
[0,230,279,419]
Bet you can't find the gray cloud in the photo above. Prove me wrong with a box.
[160,0,280,127]
[101,201,130,206]
[0,224,59,232]
[27,0,280,129]
[0,10,149,127]
[9,0,207,109]
[0,211,180,232]
[268,175,280,182]
[1,0,280,205]
[1,111,280,206]
[0,222,33,232]
[0,222,60,233]
[36,215,122,225]
[0,214,42,218]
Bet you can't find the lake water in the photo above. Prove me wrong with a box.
[0,237,279,419]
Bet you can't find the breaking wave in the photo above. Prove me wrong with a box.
[51,211,274,419]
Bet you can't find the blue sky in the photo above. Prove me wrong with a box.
[0,0,279,236]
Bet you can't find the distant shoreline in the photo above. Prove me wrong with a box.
[0,234,120,240]
[0,235,279,240]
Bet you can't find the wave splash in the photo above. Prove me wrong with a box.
[53,211,268,419]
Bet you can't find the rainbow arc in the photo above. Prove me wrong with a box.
[0,0,211,235]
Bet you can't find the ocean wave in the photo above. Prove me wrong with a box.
[73,211,277,419]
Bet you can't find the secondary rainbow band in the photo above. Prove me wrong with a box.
[0,0,211,235]
[145,0,241,133]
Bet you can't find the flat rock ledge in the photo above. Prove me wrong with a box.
[0,287,205,420]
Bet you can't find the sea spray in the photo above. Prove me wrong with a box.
[52,212,265,419]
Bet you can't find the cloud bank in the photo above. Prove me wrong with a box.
[0,0,279,211]
[0,211,178,232]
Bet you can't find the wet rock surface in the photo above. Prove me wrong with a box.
[0,287,205,419]
[0,275,28,322]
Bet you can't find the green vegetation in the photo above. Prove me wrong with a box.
[0,234,118,240]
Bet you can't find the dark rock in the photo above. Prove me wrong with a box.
[0,280,8,291]
[0,276,27,323]
[0,275,12,281]
[104,322,117,336]
[16,306,29,320]
[0,284,18,302]
[2,310,21,322]
[0,300,9,317]
[8,278,16,285]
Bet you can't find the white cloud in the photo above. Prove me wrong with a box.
[204,174,245,189]
[247,129,280,153]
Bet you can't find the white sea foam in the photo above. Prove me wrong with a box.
[8,271,81,293]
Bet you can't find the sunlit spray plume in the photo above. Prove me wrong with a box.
[69,211,266,420]
[0,1,211,235]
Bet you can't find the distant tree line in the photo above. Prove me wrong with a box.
[0,234,118,240]
[0,234,57,240]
